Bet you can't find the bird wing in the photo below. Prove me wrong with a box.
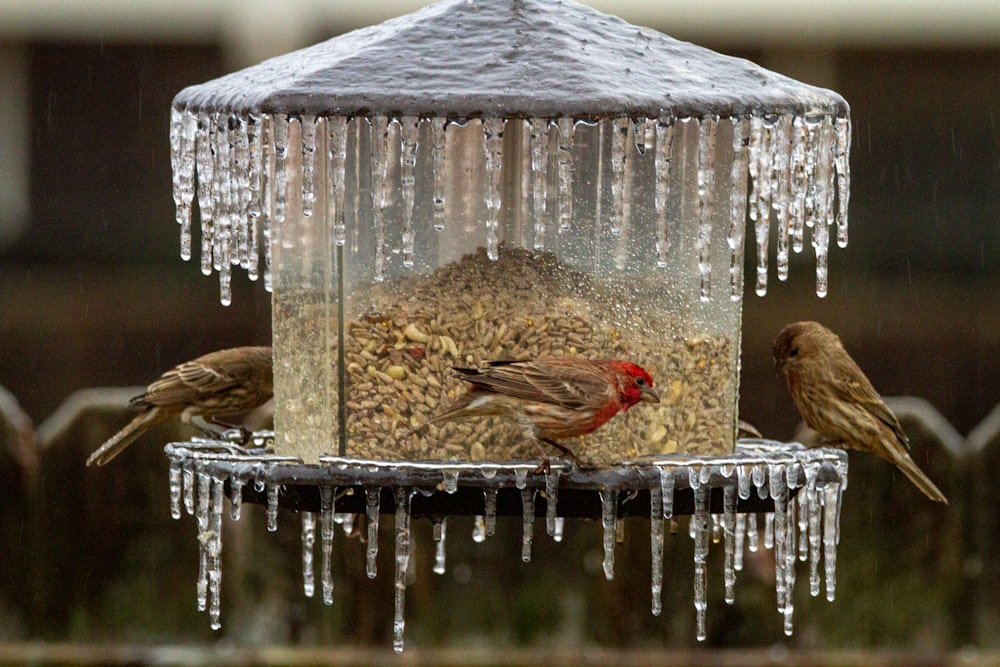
[833,375,910,448]
[453,360,604,410]
[135,357,241,407]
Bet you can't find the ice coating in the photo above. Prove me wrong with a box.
[544,469,560,537]
[171,112,848,304]
[164,440,847,645]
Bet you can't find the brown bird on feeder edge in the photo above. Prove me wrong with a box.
[773,321,947,504]
[86,346,274,467]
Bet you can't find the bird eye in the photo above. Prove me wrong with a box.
[636,377,647,387]
[789,347,799,357]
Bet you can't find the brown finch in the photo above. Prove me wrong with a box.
[774,321,947,504]
[86,346,274,467]
[402,358,660,462]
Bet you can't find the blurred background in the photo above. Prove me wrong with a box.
[1,0,998,664]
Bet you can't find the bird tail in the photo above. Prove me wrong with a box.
[86,408,161,467]
[887,447,948,504]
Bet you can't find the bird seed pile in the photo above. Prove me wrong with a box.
[278,246,736,466]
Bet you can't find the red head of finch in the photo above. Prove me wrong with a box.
[402,357,660,460]
[774,321,946,503]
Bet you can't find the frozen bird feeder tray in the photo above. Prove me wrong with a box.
[166,0,853,649]
[166,435,848,647]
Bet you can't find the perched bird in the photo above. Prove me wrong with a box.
[86,346,274,467]
[774,321,947,503]
[402,358,660,465]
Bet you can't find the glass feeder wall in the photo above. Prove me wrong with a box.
[268,113,752,464]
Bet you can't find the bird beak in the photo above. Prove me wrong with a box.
[640,386,660,404]
[774,357,785,376]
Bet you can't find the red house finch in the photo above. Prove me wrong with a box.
[402,358,660,463]
[86,346,274,467]
[774,321,947,504]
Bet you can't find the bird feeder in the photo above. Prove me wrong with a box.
[166,0,851,650]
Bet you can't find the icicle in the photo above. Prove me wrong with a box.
[399,116,419,267]
[183,465,196,516]
[195,114,215,277]
[260,114,274,291]
[764,512,775,550]
[300,115,317,217]
[301,511,316,598]
[433,518,448,575]
[787,116,808,260]
[749,115,775,296]
[521,487,535,563]
[431,118,447,232]
[195,471,210,612]
[230,115,251,273]
[266,482,280,532]
[320,486,335,605]
[752,463,768,500]
[734,514,746,571]
[530,118,549,250]
[746,512,759,552]
[783,496,797,636]
[366,486,381,578]
[798,480,810,563]
[723,484,737,604]
[835,117,851,248]
[229,474,242,521]
[442,469,460,494]
[823,481,841,601]
[556,117,573,232]
[813,117,836,297]
[771,116,793,282]
[514,468,528,490]
[693,486,711,642]
[600,489,618,580]
[654,118,674,268]
[328,116,348,247]
[338,512,356,535]
[659,467,675,519]
[544,469,560,537]
[696,116,718,301]
[737,464,751,500]
[650,481,664,616]
[552,517,565,543]
[272,115,289,227]
[728,117,748,300]
[483,118,505,260]
[472,516,487,543]
[371,116,389,282]
[169,460,183,520]
[171,108,197,262]
[484,487,498,537]
[244,114,261,279]
[609,118,628,237]
[393,487,414,653]
[807,472,822,596]
[770,464,788,614]
[208,475,224,630]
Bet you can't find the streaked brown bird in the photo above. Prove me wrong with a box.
[86,346,274,467]
[402,357,660,463]
[774,321,947,504]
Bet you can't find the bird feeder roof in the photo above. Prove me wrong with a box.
[172,0,849,120]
